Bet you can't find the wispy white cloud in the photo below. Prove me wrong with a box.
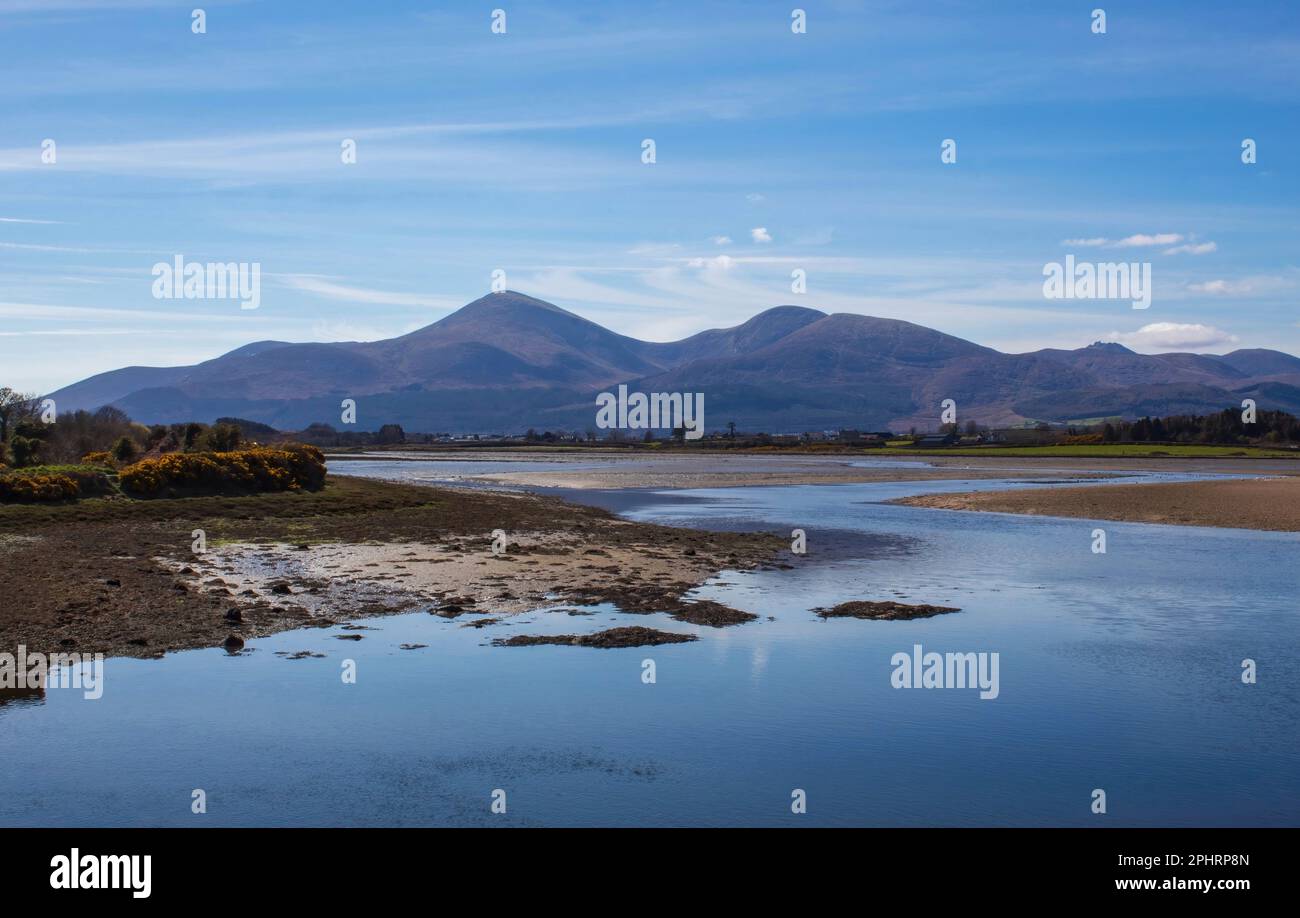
[1063,233,1188,248]
[790,226,835,246]
[1107,322,1238,351]
[1116,233,1184,248]
[686,254,736,273]
[1189,279,1238,294]
[0,216,65,224]
[0,300,273,324]
[0,328,140,336]
[1164,241,1218,255]
[0,241,163,256]
[625,243,684,258]
[1185,274,1298,296]
[1063,233,1223,257]
[750,227,772,244]
[276,275,461,310]
[0,241,97,253]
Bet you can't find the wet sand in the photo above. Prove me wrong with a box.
[894,476,1300,532]
[471,461,1118,490]
[445,450,1300,490]
[476,468,1115,489]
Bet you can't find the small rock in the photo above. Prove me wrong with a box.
[812,600,961,621]
[494,626,697,649]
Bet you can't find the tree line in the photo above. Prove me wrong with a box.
[0,387,254,468]
[1098,408,1300,444]
[3,385,1297,468]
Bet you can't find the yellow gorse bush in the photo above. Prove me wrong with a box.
[119,444,326,497]
[0,472,80,503]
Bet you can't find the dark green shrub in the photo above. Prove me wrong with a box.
[9,435,39,467]
[110,436,138,463]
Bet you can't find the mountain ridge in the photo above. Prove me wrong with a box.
[47,291,1300,433]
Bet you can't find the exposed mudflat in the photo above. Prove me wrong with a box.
[473,463,1117,490]
[0,476,782,660]
[893,476,1300,532]
[335,447,1299,490]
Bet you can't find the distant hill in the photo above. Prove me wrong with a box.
[46,291,1300,433]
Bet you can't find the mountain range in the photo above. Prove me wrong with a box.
[48,291,1300,433]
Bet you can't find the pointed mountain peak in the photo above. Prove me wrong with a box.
[398,290,594,341]
[456,290,576,318]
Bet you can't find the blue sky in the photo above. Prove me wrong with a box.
[2,0,1297,393]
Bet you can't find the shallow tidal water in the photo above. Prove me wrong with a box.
[2,457,1296,827]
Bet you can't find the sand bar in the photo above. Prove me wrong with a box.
[894,476,1300,532]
